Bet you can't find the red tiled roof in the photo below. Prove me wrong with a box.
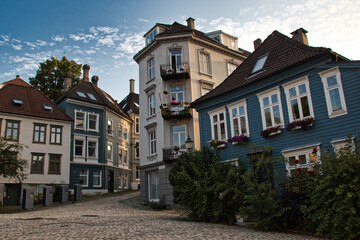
[0,77,72,121]
[193,30,344,106]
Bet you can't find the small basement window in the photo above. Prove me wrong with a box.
[252,55,268,73]
[12,99,23,106]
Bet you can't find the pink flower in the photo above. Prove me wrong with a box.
[219,192,223,199]
[294,159,300,164]
[312,147,318,154]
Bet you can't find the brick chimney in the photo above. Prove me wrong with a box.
[91,75,99,86]
[253,38,262,50]
[129,79,135,93]
[291,28,309,46]
[186,17,195,29]
[63,73,72,92]
[83,64,90,82]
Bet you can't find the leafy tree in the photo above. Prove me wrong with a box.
[29,56,82,101]
[0,137,27,182]
[169,147,246,224]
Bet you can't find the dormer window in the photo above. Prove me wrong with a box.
[76,91,87,98]
[87,93,97,100]
[12,99,23,107]
[146,29,157,45]
[252,55,268,73]
[43,104,53,112]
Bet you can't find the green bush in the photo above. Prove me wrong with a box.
[169,147,246,225]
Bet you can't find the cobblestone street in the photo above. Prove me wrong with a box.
[0,191,322,240]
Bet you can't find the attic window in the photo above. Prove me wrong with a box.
[252,55,268,73]
[43,104,53,112]
[87,93,97,100]
[76,91,87,98]
[12,99,23,106]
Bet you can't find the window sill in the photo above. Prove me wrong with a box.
[199,72,212,78]
[49,143,62,145]
[268,130,282,136]
[146,78,155,84]
[329,109,348,118]
[147,114,156,121]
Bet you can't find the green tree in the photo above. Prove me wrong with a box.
[0,137,27,182]
[29,56,82,101]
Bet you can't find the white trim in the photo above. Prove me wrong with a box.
[87,137,98,159]
[227,99,250,137]
[74,110,86,130]
[198,48,212,76]
[149,130,157,156]
[319,66,347,118]
[79,169,89,187]
[172,125,187,149]
[107,141,113,164]
[134,117,140,134]
[107,118,113,136]
[74,136,85,157]
[93,170,102,187]
[208,107,228,141]
[87,112,99,132]
[257,87,284,130]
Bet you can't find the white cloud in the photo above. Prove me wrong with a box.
[138,18,150,23]
[52,35,66,42]
[85,50,96,55]
[69,33,96,43]
[116,32,144,54]
[97,36,115,47]
[12,44,23,50]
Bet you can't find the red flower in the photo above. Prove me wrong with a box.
[285,169,289,173]
[312,147,318,154]
[297,168,302,173]
[308,170,314,175]
[294,159,300,164]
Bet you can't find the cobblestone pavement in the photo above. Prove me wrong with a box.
[0,191,323,240]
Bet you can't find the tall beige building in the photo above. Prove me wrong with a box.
[133,18,250,206]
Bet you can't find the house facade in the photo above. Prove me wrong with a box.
[56,65,133,194]
[192,29,359,176]
[0,76,72,205]
[133,17,250,205]
[119,79,140,190]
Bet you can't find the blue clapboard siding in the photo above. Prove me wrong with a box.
[197,61,360,176]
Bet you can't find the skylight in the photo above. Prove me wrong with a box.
[87,93,97,100]
[76,91,87,98]
[122,103,128,109]
[12,99,23,106]
[43,104,53,112]
[252,55,268,73]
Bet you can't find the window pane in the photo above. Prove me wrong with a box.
[219,113,224,121]
[327,75,337,87]
[271,94,278,104]
[299,154,306,164]
[233,118,240,136]
[329,88,342,111]
[173,133,180,147]
[273,105,281,125]
[289,87,297,98]
[240,116,247,134]
[232,108,238,117]
[239,106,245,115]
[214,124,218,140]
[265,108,272,127]
[149,172,159,200]
[263,97,269,107]
[298,84,307,94]
[301,96,310,117]
[291,99,300,120]
[289,156,295,166]
[220,122,225,139]
[213,115,218,123]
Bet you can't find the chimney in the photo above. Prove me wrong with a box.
[186,17,195,29]
[129,79,135,93]
[63,73,72,92]
[91,75,99,86]
[16,75,20,79]
[83,64,90,82]
[253,38,262,50]
[291,28,309,46]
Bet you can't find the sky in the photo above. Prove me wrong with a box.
[0,0,359,102]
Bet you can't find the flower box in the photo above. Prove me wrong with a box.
[286,117,314,131]
[209,139,227,149]
[261,125,282,138]
[227,135,249,145]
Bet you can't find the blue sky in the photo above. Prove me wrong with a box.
[1,0,359,101]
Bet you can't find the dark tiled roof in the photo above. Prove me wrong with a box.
[118,92,139,115]
[193,30,339,106]
[0,77,72,121]
[56,80,131,121]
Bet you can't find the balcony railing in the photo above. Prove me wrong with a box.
[163,147,188,162]
[160,62,190,80]
[160,103,192,120]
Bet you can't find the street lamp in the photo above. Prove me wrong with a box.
[185,135,194,152]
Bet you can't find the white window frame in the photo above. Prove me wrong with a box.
[123,174,128,189]
[148,171,159,201]
[331,137,355,155]
[257,87,284,130]
[319,66,347,118]
[209,107,228,141]
[87,113,99,132]
[87,138,98,159]
[170,86,184,102]
[172,125,187,149]
[123,148,128,165]
[282,76,315,122]
[227,61,238,76]
[149,130,156,156]
[107,141,113,163]
[148,93,156,117]
[74,110,86,130]
[169,48,182,70]
[119,173,123,188]
[74,136,85,157]
[79,169,89,187]
[118,145,123,165]
[93,170,102,187]
[198,49,211,75]
[135,117,140,134]
[282,144,320,176]
[148,58,155,81]
[227,99,250,137]
[107,118,113,136]
[135,140,140,158]
[118,123,123,140]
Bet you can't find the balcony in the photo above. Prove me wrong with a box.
[160,62,190,80]
[163,147,188,162]
[160,102,192,120]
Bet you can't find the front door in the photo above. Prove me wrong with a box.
[4,184,21,206]
[107,170,114,193]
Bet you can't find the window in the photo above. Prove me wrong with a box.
[282,145,320,176]
[209,108,227,141]
[75,111,86,130]
[331,137,355,155]
[33,123,46,143]
[252,55,268,73]
[119,173,123,188]
[87,139,97,158]
[171,86,184,102]
[123,174,128,189]
[12,99,23,107]
[79,169,88,187]
[227,62,238,76]
[124,149,128,165]
[148,93,156,116]
[228,100,249,137]
[50,125,62,144]
[170,49,182,70]
[173,126,186,149]
[31,153,44,174]
[93,170,101,187]
[88,113,98,131]
[118,145,123,164]
[135,141,140,158]
[118,124,123,140]
[319,66,347,118]
[6,120,20,141]
[148,171,159,201]
[48,154,61,174]
[107,119,113,135]
[200,80,214,96]
[199,50,211,75]
[76,91,87,98]
[123,127,128,140]
[107,142,113,161]
[43,104,53,112]
[74,138,85,157]
[136,166,140,180]
[87,93,97,100]
[135,117,140,134]
[146,29,157,45]
[148,58,155,80]
[257,87,284,129]
[149,131,156,155]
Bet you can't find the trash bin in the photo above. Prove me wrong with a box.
[74,184,82,201]
[59,185,68,204]
[43,186,53,206]
[22,188,34,210]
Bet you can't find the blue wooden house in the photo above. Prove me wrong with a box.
[192,28,360,176]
